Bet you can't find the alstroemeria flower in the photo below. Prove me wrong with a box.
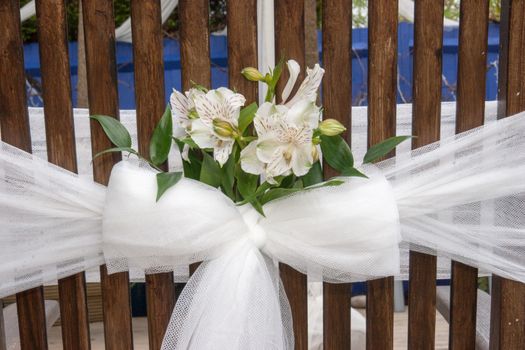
[169,88,204,138]
[241,100,321,183]
[281,60,324,107]
[191,87,246,166]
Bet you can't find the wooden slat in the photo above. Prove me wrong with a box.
[449,1,489,349]
[0,2,47,349]
[227,0,257,103]
[366,1,397,349]
[490,0,525,348]
[321,0,352,348]
[179,0,211,90]
[34,1,91,348]
[0,300,5,350]
[16,288,48,350]
[82,1,134,348]
[275,2,308,348]
[409,1,444,349]
[130,1,175,349]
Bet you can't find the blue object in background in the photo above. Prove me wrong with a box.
[24,22,500,109]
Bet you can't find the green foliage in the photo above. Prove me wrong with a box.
[200,152,222,188]
[363,135,413,164]
[238,103,258,135]
[149,105,173,166]
[90,115,132,148]
[319,135,354,171]
[156,172,182,201]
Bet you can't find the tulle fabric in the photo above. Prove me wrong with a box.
[0,107,524,348]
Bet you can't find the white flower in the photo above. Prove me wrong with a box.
[281,60,324,107]
[241,101,321,182]
[191,87,246,166]
[169,88,203,138]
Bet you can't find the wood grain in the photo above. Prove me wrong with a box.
[179,0,211,90]
[408,1,444,349]
[34,1,91,348]
[0,300,5,350]
[16,288,48,350]
[490,1,525,348]
[321,0,352,348]
[275,2,308,348]
[82,1,134,348]
[449,1,489,349]
[130,1,175,348]
[366,1,398,348]
[0,2,47,349]
[227,0,258,103]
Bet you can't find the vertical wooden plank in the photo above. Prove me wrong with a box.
[0,0,32,151]
[490,0,525,349]
[449,1,489,349]
[0,300,6,350]
[366,1,397,349]
[0,2,47,349]
[275,2,308,348]
[227,0,258,103]
[34,1,91,348]
[179,0,211,90]
[321,0,352,348]
[409,1,444,349]
[130,1,175,349]
[82,1,134,349]
[16,288,48,350]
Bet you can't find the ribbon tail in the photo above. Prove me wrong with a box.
[161,239,293,350]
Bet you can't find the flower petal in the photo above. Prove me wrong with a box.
[291,144,314,176]
[265,153,291,179]
[170,89,191,129]
[256,136,283,163]
[190,119,215,149]
[285,64,325,107]
[214,140,234,166]
[282,60,301,104]
[285,99,320,129]
[240,141,265,175]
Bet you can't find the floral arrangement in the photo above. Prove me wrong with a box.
[92,60,410,215]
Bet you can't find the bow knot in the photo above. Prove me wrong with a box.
[239,205,267,249]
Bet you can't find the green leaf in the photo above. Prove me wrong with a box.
[320,135,354,172]
[363,135,413,164]
[235,164,259,200]
[341,167,368,178]
[175,136,199,149]
[156,172,182,202]
[220,153,236,200]
[200,152,221,187]
[93,147,137,160]
[149,105,173,166]
[260,187,302,205]
[238,102,258,134]
[301,161,323,187]
[90,115,132,148]
[249,199,266,217]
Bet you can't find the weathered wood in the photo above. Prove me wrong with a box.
[34,1,92,348]
[0,300,5,350]
[130,1,175,348]
[82,1,133,348]
[408,1,444,349]
[227,0,258,103]
[321,0,352,348]
[366,1,398,349]
[0,0,32,151]
[16,287,48,350]
[449,1,489,348]
[490,1,525,349]
[275,2,308,348]
[179,0,211,90]
[0,2,47,349]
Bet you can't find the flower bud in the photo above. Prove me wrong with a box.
[241,67,265,82]
[311,145,319,162]
[318,119,346,136]
[213,119,237,138]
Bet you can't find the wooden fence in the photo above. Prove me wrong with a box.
[0,0,524,349]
